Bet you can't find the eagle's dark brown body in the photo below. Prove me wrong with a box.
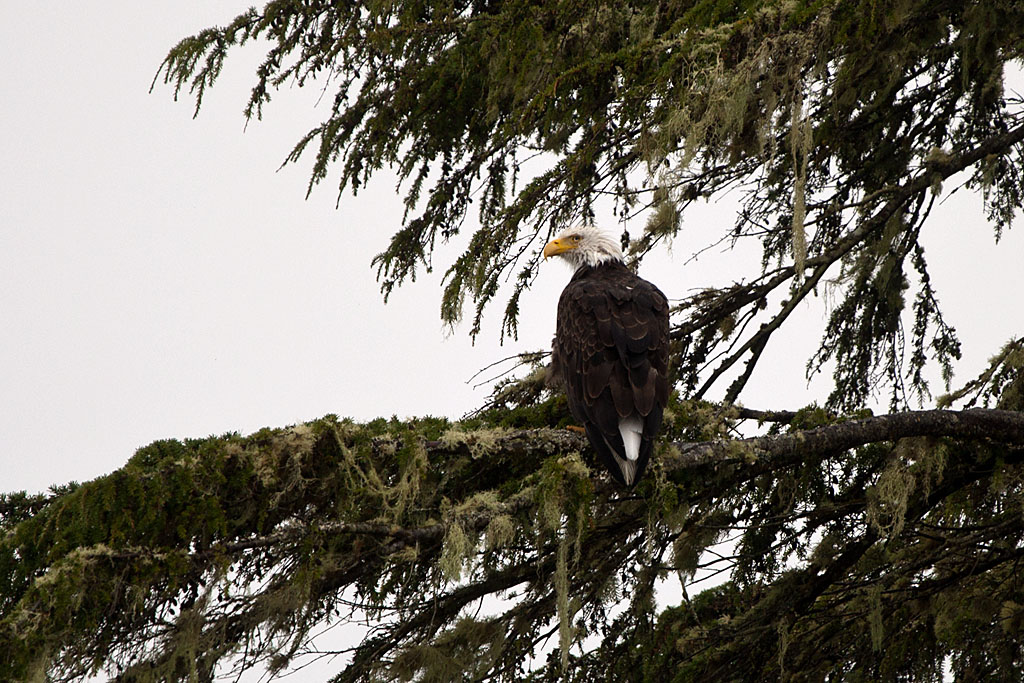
[551,260,670,487]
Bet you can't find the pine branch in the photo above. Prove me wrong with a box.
[690,428,1024,679]
[173,409,1024,563]
[671,121,1024,401]
[733,407,799,423]
[429,408,1024,482]
[671,408,1024,469]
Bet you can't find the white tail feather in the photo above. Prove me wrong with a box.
[608,416,644,486]
[618,416,643,461]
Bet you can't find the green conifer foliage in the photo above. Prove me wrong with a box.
[153,0,1024,409]
[3,0,1024,680]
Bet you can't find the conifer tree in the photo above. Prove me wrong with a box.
[3,1,1024,680]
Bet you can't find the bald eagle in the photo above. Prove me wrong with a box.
[543,227,670,488]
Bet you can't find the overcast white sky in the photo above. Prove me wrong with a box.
[2,3,1022,497]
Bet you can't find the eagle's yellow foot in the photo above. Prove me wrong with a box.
[565,425,587,434]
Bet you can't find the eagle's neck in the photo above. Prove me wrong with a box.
[573,259,627,278]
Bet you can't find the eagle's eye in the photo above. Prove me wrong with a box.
[571,234,582,243]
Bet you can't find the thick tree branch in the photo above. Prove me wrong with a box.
[669,408,1024,470]
[426,408,1024,479]
[81,409,1024,575]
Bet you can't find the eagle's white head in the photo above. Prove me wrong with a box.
[542,226,624,269]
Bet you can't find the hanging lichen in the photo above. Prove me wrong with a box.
[439,511,471,582]
[532,452,594,672]
[790,87,810,283]
[866,455,916,538]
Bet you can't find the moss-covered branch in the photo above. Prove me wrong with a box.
[4,403,1024,681]
[672,408,1024,469]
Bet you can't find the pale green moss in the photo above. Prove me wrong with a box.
[439,427,509,459]
[726,439,759,464]
[439,496,477,583]
[485,515,516,550]
[867,457,916,538]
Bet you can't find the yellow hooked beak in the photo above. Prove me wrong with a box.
[542,237,578,259]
